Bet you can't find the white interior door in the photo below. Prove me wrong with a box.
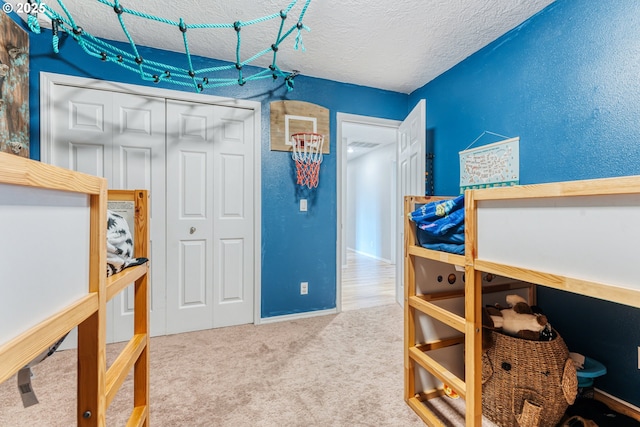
[396,100,426,306]
[50,85,166,342]
[166,101,255,333]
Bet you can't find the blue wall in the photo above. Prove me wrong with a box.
[15,14,408,319]
[409,0,640,407]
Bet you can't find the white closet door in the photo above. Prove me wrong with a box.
[50,85,166,342]
[166,100,216,333]
[51,85,114,178]
[48,80,256,338]
[166,101,255,333]
[211,106,254,328]
[110,91,167,339]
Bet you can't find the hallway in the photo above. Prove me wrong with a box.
[342,250,396,311]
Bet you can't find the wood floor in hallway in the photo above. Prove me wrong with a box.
[341,249,396,311]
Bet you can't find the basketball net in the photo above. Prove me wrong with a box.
[291,133,324,188]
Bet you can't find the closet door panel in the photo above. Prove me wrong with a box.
[166,100,215,334]
[51,85,113,181]
[111,92,166,340]
[212,106,254,328]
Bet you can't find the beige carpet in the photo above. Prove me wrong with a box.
[0,304,430,427]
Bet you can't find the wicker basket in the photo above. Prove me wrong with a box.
[482,330,578,427]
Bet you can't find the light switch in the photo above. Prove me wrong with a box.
[300,199,308,212]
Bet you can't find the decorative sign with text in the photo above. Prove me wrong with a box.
[459,137,519,193]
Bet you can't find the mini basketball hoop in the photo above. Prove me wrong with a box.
[291,132,324,188]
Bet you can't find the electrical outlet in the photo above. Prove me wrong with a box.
[300,281,308,295]
[638,346,640,370]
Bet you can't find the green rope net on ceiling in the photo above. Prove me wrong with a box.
[27,0,312,92]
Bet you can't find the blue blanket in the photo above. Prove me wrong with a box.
[409,196,465,255]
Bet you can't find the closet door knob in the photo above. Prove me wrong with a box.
[190,227,196,234]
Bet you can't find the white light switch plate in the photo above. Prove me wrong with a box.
[300,199,307,212]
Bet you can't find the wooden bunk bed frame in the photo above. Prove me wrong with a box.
[404,176,640,426]
[0,152,150,427]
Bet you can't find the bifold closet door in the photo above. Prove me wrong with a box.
[165,100,254,334]
[51,85,167,341]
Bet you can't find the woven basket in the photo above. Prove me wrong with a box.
[482,330,578,427]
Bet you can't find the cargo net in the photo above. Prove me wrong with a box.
[291,133,324,189]
[26,0,312,92]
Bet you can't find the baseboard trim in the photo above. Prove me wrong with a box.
[347,248,393,264]
[258,308,338,325]
[594,389,640,422]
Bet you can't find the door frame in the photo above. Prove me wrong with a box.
[39,72,263,326]
[336,112,401,313]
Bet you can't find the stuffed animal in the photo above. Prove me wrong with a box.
[482,294,551,350]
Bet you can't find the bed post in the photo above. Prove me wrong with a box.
[133,190,150,425]
[78,180,108,427]
[464,189,482,427]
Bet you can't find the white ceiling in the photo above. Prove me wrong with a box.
[13,0,555,94]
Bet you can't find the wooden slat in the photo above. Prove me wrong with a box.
[107,190,136,201]
[105,333,147,408]
[407,244,466,266]
[407,396,447,427]
[414,389,447,402]
[106,263,149,302]
[474,259,640,309]
[416,281,534,303]
[126,406,148,427]
[409,296,465,333]
[0,294,97,384]
[472,174,640,200]
[415,336,465,352]
[408,347,466,400]
[0,152,104,195]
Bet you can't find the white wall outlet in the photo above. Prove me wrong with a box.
[638,346,640,370]
[300,281,308,295]
[300,199,308,212]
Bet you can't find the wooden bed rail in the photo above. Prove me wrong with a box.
[0,153,150,427]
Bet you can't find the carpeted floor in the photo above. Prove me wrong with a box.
[0,304,429,427]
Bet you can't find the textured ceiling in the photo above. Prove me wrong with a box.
[11,0,555,94]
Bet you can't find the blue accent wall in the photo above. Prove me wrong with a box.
[409,0,640,407]
[17,17,408,320]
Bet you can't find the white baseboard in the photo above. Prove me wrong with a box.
[258,308,338,325]
[347,248,393,264]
